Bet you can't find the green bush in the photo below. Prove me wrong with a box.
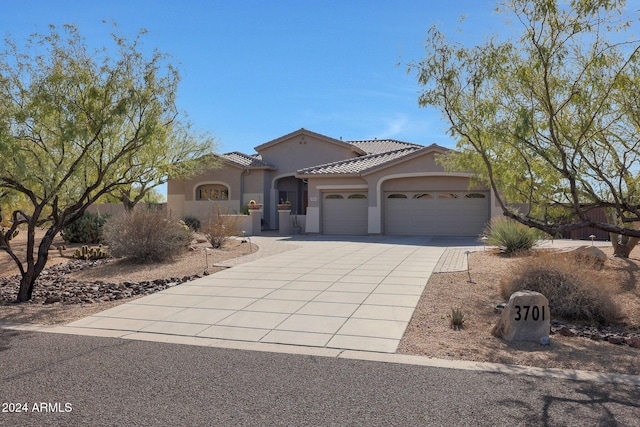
[183,215,201,231]
[484,217,545,254]
[61,212,109,243]
[103,208,193,263]
[500,253,620,325]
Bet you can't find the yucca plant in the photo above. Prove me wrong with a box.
[483,217,546,254]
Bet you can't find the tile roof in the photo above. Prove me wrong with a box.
[221,152,275,168]
[347,139,422,154]
[297,146,423,176]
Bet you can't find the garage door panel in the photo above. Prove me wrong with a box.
[384,191,489,236]
[323,193,368,235]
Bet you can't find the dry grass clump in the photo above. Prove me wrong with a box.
[201,206,243,249]
[102,208,193,263]
[500,252,621,325]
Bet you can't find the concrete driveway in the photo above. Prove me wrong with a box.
[60,235,484,353]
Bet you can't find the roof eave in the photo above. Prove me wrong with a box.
[249,165,277,171]
[359,146,447,176]
[295,172,361,179]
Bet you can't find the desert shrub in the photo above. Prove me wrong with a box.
[500,253,620,325]
[183,215,201,231]
[103,208,193,263]
[202,208,242,249]
[484,217,546,254]
[449,307,465,330]
[61,212,109,243]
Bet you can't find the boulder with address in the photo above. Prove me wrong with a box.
[492,290,550,342]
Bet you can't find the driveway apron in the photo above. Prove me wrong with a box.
[65,236,480,353]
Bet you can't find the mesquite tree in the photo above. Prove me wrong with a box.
[412,0,640,256]
[0,24,214,301]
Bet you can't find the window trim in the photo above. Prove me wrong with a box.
[195,183,230,201]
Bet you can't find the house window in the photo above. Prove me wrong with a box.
[465,193,486,199]
[438,193,459,199]
[196,184,229,200]
[413,193,433,199]
[325,194,344,199]
[387,193,408,199]
[348,194,367,199]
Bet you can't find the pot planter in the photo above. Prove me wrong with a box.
[248,203,263,210]
[277,203,291,210]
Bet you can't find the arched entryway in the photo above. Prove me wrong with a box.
[276,176,307,215]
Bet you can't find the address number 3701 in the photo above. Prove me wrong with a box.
[514,305,546,321]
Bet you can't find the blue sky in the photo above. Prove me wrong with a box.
[2,0,503,155]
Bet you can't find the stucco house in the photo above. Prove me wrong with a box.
[167,128,500,236]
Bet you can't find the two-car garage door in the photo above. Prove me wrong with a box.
[322,190,490,236]
[384,191,489,236]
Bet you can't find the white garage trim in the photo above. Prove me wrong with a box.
[316,184,369,190]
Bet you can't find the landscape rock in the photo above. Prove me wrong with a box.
[558,326,576,337]
[626,337,640,348]
[492,291,550,342]
[548,322,640,348]
[569,246,607,264]
[607,336,625,345]
[0,259,202,306]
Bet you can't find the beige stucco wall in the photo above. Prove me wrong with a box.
[168,164,271,222]
[258,135,357,175]
[171,167,242,202]
[381,175,482,192]
[183,200,242,220]
[167,194,185,218]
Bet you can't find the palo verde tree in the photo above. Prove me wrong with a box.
[104,120,217,212]
[0,24,215,302]
[412,0,640,257]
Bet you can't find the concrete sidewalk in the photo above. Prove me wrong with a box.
[60,235,484,353]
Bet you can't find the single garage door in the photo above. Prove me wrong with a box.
[323,192,368,235]
[384,191,489,236]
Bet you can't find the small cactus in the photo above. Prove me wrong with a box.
[72,245,109,260]
[450,307,465,330]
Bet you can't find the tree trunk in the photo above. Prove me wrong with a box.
[15,227,57,302]
[16,270,38,302]
[122,198,136,213]
[610,232,639,258]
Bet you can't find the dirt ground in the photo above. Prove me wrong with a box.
[398,248,640,376]
[1,230,639,375]
[0,229,255,324]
